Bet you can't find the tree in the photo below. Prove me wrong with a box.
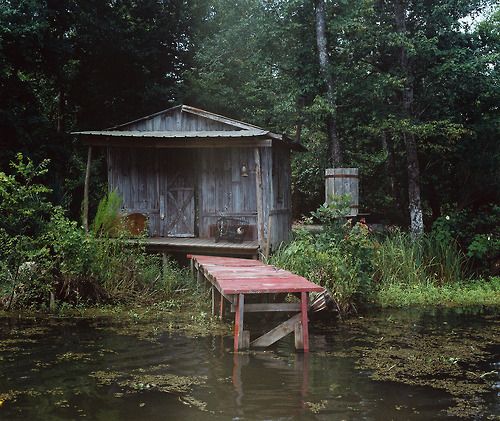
[393,0,424,235]
[1,0,193,216]
[315,0,343,166]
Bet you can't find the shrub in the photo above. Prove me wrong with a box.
[432,204,500,275]
[0,154,55,309]
[0,154,187,310]
[271,199,376,313]
[271,201,471,313]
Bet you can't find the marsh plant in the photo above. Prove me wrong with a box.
[372,230,466,286]
[0,155,188,310]
[271,197,376,313]
[271,200,493,313]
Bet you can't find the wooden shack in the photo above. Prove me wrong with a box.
[73,105,304,257]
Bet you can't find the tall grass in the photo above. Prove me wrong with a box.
[271,225,473,313]
[377,277,500,307]
[373,230,466,287]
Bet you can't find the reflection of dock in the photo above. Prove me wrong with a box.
[231,352,310,415]
[188,254,324,352]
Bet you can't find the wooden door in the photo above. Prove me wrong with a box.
[160,151,195,237]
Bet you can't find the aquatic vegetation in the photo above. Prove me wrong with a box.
[324,309,500,418]
[376,276,500,307]
[90,367,208,411]
[306,400,328,413]
[0,308,498,419]
[55,352,92,363]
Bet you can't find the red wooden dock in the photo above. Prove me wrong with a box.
[188,255,324,352]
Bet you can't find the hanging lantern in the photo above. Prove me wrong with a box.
[240,163,249,177]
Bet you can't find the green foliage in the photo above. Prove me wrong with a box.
[467,234,500,261]
[91,190,123,237]
[432,204,500,274]
[373,230,466,287]
[311,195,352,226]
[271,200,376,313]
[271,200,473,313]
[0,156,187,310]
[377,277,500,308]
[0,153,52,237]
[0,154,55,308]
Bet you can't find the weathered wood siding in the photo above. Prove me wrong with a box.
[108,143,292,245]
[198,148,258,239]
[269,145,292,249]
[108,147,196,237]
[118,108,238,132]
[108,147,161,236]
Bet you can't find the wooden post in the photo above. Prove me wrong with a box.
[234,293,245,352]
[294,321,303,350]
[300,292,309,352]
[211,286,216,316]
[49,291,56,312]
[162,253,167,276]
[83,146,92,232]
[254,148,265,252]
[264,213,273,259]
[219,293,225,320]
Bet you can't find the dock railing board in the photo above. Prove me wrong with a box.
[187,254,324,352]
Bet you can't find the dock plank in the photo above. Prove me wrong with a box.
[189,254,323,295]
[189,254,323,353]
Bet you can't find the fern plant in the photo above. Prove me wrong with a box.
[91,191,123,237]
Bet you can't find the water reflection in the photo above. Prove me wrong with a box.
[231,352,311,417]
[0,307,497,420]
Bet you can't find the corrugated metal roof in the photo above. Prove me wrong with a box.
[71,129,269,138]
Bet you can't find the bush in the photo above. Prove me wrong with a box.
[271,200,376,313]
[271,200,474,313]
[432,204,500,275]
[0,154,187,310]
[0,154,55,309]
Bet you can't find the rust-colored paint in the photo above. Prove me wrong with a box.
[189,255,322,353]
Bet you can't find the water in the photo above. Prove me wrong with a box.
[0,307,498,420]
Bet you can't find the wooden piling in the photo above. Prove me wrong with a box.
[83,146,92,232]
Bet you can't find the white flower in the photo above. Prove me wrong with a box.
[445,215,450,220]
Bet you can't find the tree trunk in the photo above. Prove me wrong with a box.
[295,96,305,144]
[83,146,92,233]
[56,89,63,133]
[382,130,407,222]
[315,0,342,167]
[381,131,394,194]
[394,0,424,235]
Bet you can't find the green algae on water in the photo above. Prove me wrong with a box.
[330,309,500,418]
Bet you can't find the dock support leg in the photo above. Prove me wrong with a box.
[196,268,204,288]
[219,293,224,320]
[211,287,216,316]
[300,292,309,352]
[234,294,246,352]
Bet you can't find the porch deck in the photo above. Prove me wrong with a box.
[143,237,259,258]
